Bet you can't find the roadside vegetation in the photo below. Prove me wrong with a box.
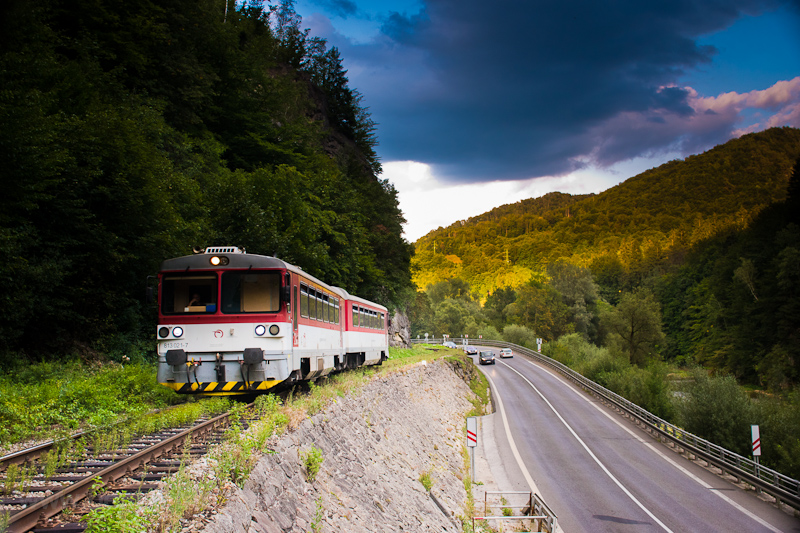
[542,334,800,479]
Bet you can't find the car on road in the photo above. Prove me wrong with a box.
[499,348,513,358]
[478,350,495,365]
[443,341,458,349]
[464,345,478,355]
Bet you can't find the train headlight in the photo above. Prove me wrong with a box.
[254,325,266,336]
[209,256,230,266]
[269,325,280,336]
[172,326,184,338]
[158,327,170,338]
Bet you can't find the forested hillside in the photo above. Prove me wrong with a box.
[414,127,800,299]
[411,128,800,389]
[0,0,413,363]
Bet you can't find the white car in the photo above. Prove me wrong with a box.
[443,341,458,349]
[499,348,513,358]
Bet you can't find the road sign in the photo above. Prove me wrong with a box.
[467,417,477,448]
[751,424,761,456]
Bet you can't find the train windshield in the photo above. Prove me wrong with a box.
[221,271,281,314]
[161,273,218,314]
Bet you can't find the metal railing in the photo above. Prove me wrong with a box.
[415,337,800,510]
[472,491,556,532]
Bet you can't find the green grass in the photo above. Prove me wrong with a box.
[0,359,194,453]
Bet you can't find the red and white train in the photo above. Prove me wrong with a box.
[156,247,388,395]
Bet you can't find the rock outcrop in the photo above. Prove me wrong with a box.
[388,310,411,348]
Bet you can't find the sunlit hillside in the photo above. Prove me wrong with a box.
[412,127,800,299]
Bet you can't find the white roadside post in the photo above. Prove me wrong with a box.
[752,424,761,492]
[467,416,478,482]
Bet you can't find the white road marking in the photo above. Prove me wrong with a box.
[482,371,541,495]
[523,359,784,533]
[499,360,675,533]
[481,370,565,533]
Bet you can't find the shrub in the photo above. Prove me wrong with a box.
[302,446,324,482]
[502,324,536,348]
[676,369,754,455]
[419,470,433,491]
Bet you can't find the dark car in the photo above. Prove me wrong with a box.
[478,350,495,365]
[464,345,478,355]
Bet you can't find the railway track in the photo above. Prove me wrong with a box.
[1,407,246,533]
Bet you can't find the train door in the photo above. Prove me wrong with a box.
[292,278,299,347]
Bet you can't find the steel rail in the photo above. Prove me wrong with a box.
[418,338,800,511]
[5,411,231,533]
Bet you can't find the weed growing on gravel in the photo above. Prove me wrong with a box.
[84,495,155,533]
[156,462,216,531]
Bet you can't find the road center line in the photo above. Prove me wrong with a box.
[481,371,542,495]
[524,359,784,533]
[499,360,675,533]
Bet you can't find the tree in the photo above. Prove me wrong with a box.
[426,278,472,305]
[432,299,469,338]
[484,287,516,329]
[602,288,665,365]
[547,260,600,338]
[504,282,571,341]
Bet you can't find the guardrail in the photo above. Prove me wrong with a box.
[414,337,800,511]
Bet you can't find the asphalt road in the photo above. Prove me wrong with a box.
[470,348,800,533]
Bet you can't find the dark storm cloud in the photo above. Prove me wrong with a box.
[312,0,359,18]
[331,0,792,182]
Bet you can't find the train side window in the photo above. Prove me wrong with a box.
[352,305,358,327]
[334,298,339,324]
[300,285,309,318]
[381,312,385,330]
[322,294,330,323]
[309,288,317,320]
[315,292,324,321]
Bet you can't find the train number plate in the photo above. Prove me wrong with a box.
[162,341,189,350]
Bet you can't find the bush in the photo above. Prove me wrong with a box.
[502,324,536,348]
[598,363,674,420]
[676,369,754,455]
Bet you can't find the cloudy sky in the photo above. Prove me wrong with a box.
[293,0,800,241]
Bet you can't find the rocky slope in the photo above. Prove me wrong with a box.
[200,359,475,532]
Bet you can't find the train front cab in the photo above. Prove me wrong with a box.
[156,250,294,395]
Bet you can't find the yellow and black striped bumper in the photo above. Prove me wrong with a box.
[160,379,283,395]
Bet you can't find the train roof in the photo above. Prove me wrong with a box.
[159,249,386,311]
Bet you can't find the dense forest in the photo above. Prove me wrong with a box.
[411,127,800,390]
[0,0,413,364]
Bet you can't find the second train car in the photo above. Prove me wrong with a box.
[155,247,388,395]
